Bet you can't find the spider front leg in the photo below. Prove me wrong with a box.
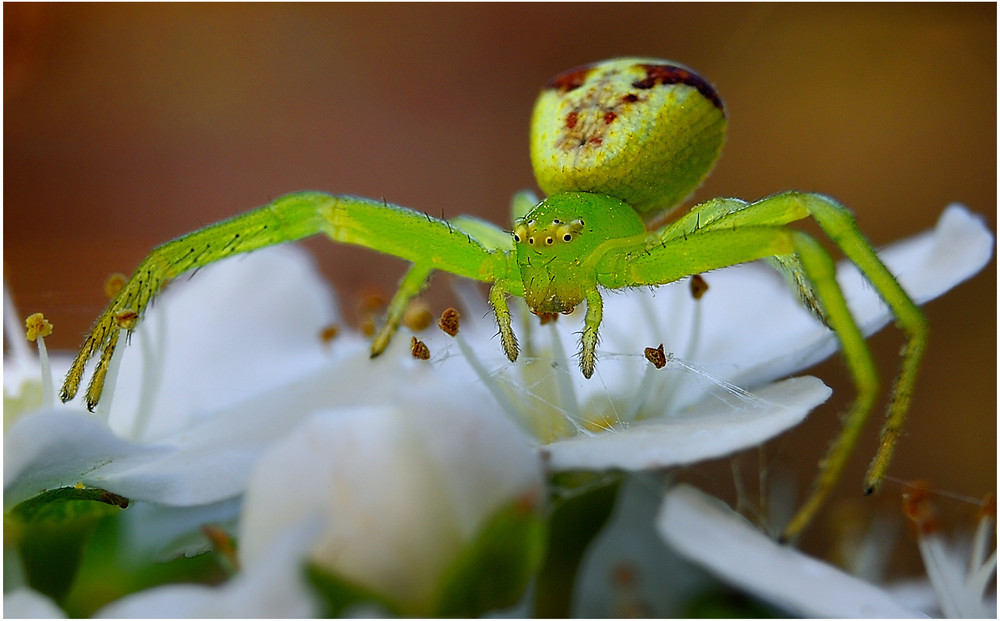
[370,196,526,359]
[62,191,506,410]
[489,280,519,364]
[603,192,927,540]
[579,289,603,378]
[369,264,434,358]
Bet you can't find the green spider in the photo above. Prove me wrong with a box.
[60,57,926,541]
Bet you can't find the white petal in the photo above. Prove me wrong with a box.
[96,585,221,619]
[3,587,67,618]
[104,244,338,440]
[541,376,831,471]
[238,401,543,613]
[4,332,493,508]
[697,203,994,390]
[862,204,994,307]
[592,204,993,404]
[117,498,243,561]
[656,485,921,618]
[3,409,170,507]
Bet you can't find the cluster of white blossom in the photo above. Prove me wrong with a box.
[4,204,994,617]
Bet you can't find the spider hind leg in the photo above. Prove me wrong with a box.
[607,191,927,540]
[736,192,928,541]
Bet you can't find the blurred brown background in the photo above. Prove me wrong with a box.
[4,4,995,571]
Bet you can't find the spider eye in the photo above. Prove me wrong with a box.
[545,237,554,245]
[528,237,535,245]
[562,233,572,242]
[513,233,521,242]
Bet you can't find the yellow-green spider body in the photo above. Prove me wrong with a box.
[60,57,927,541]
[531,58,726,217]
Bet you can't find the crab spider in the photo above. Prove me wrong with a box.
[60,57,927,541]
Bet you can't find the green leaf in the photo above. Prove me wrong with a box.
[306,491,546,617]
[62,510,226,617]
[532,471,623,617]
[305,561,399,617]
[5,486,131,607]
[8,485,129,525]
[432,491,547,616]
[683,586,779,618]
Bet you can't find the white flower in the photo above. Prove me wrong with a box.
[902,486,997,618]
[5,243,545,617]
[656,484,920,617]
[655,483,997,619]
[3,587,66,618]
[7,203,990,519]
[3,202,991,617]
[10,204,988,510]
[6,245,488,509]
[239,400,545,615]
[98,396,545,618]
[432,203,993,473]
[5,246,345,508]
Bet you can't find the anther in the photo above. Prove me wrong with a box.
[104,273,128,299]
[410,336,430,360]
[644,343,667,368]
[403,300,433,332]
[438,308,460,337]
[689,274,709,300]
[319,324,340,344]
[25,312,55,409]
[25,312,53,342]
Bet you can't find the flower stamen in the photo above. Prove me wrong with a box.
[24,312,54,409]
[903,482,997,618]
[94,328,125,422]
[968,494,997,602]
[129,304,167,440]
[685,274,708,361]
[544,321,586,434]
[4,284,34,369]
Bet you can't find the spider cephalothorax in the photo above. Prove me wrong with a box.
[513,192,643,315]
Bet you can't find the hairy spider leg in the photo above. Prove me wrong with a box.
[369,198,526,359]
[61,191,508,410]
[579,289,604,378]
[369,264,435,357]
[598,191,927,542]
[680,192,929,538]
[489,278,520,365]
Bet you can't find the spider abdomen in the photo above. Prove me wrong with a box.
[530,57,727,221]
